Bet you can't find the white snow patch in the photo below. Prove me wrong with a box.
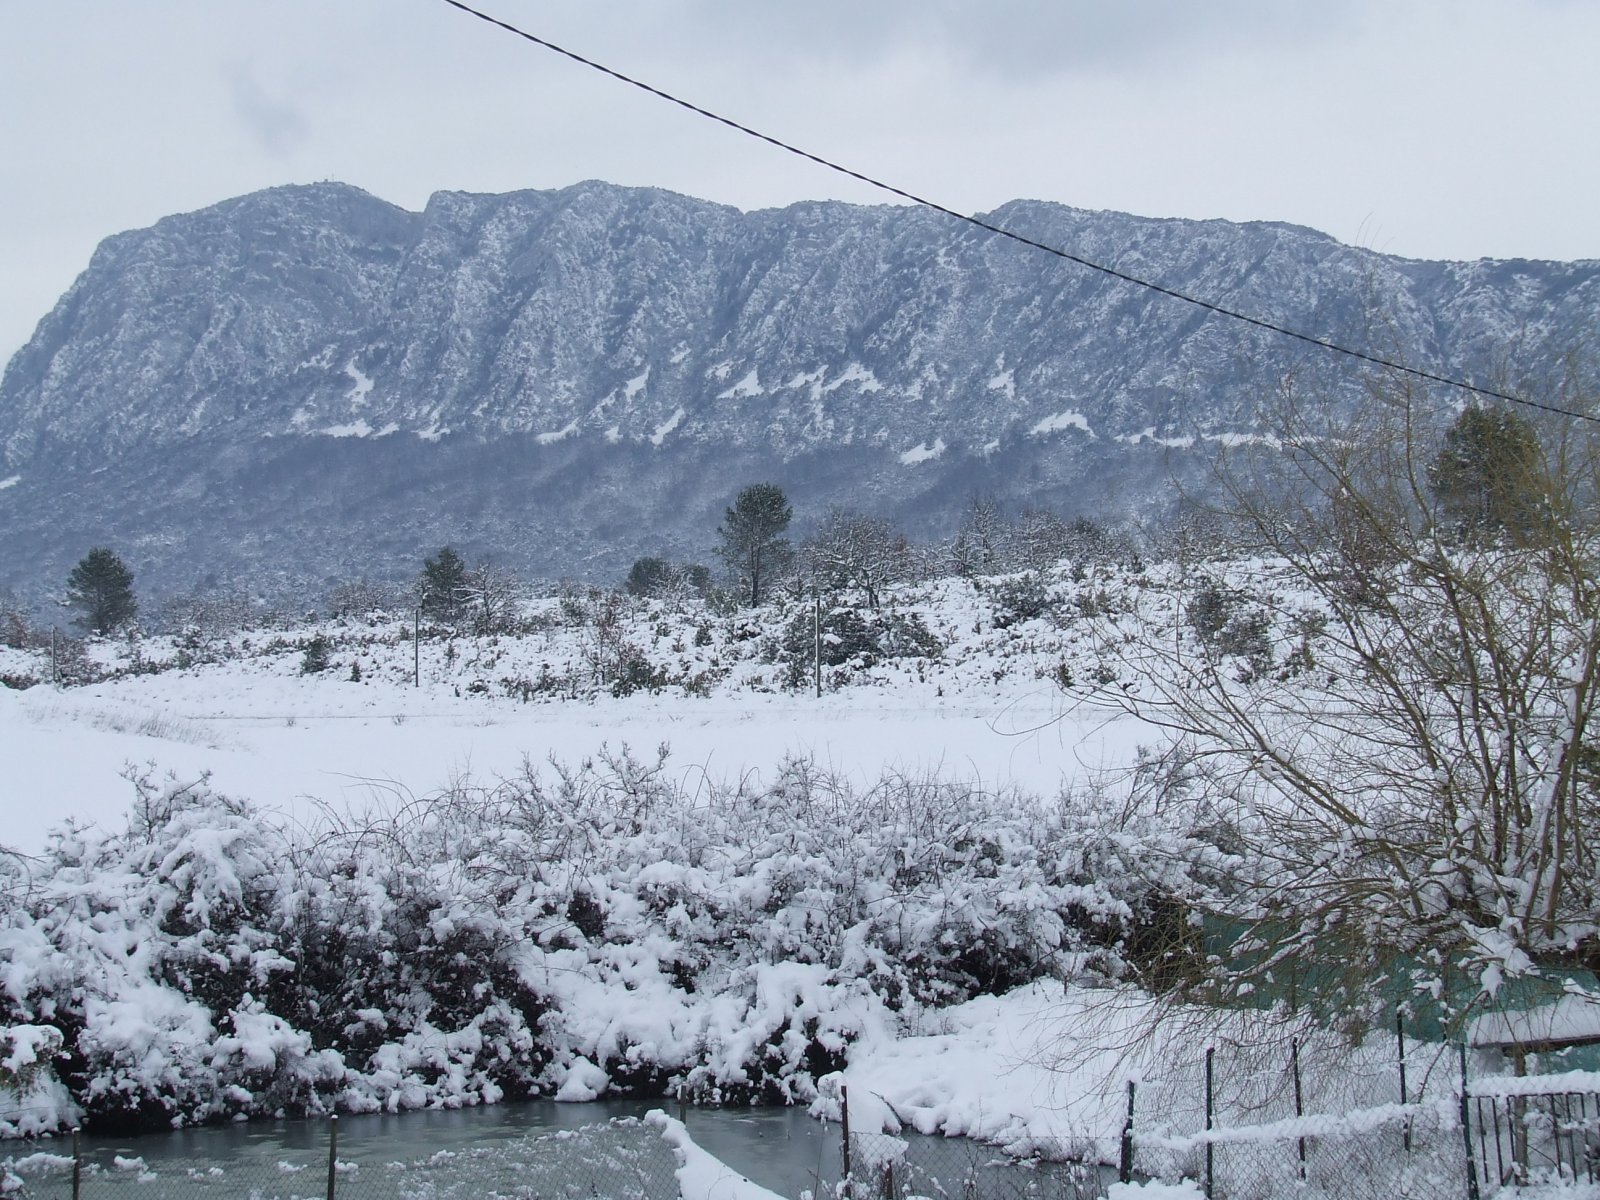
[1029,410,1095,438]
[824,363,882,393]
[1108,1183,1204,1199]
[554,1056,610,1102]
[987,370,1016,401]
[604,426,622,443]
[1117,427,1196,449]
[0,475,19,491]
[981,440,1000,457]
[650,408,686,446]
[624,368,650,400]
[670,344,691,365]
[1203,432,1283,449]
[718,370,764,400]
[1470,995,1600,1049]
[320,420,375,439]
[707,361,734,382]
[415,425,447,443]
[899,438,946,465]
[1469,1067,1600,1098]
[290,406,315,431]
[649,1113,786,1200]
[343,362,374,407]
[537,420,580,445]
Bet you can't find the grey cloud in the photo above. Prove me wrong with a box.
[228,65,310,156]
[658,0,1352,76]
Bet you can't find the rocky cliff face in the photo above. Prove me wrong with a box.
[2,180,1596,601]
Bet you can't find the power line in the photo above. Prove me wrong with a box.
[438,0,1597,426]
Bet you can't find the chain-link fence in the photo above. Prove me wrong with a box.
[1,1116,682,1200]
[1134,1098,1468,1200]
[848,1130,1111,1200]
[838,1029,1600,1200]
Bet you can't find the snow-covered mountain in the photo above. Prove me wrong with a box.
[2,180,1596,599]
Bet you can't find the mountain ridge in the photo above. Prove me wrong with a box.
[2,179,1597,601]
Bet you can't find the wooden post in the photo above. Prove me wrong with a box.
[1461,1042,1481,1200]
[413,606,420,688]
[71,1126,81,1200]
[326,1113,339,1200]
[1510,1045,1529,1183]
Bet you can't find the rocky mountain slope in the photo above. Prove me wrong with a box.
[2,180,1596,601]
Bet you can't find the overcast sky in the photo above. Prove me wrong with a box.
[3,1,1597,361]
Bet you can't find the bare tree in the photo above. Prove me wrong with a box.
[460,560,523,635]
[1016,506,1072,571]
[950,493,1016,578]
[1079,372,1600,1035]
[801,508,911,608]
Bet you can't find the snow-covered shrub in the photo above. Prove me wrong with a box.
[0,748,1204,1132]
[299,634,332,675]
[774,605,942,688]
[986,572,1055,629]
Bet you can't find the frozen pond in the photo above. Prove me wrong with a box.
[2,1101,844,1199]
[2,1099,1113,1198]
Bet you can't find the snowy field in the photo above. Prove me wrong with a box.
[0,684,1143,856]
[0,572,1153,854]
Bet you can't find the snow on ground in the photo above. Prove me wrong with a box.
[1,685,1142,854]
[651,1112,788,1200]
[818,981,1145,1150]
[0,570,1153,853]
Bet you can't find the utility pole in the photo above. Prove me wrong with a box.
[814,593,822,698]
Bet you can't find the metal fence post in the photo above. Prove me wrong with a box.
[841,1083,853,1198]
[1291,1037,1306,1180]
[1460,1042,1481,1200]
[1120,1080,1135,1183]
[326,1113,339,1200]
[71,1126,81,1200]
[1397,1010,1411,1153]
[1204,1046,1215,1200]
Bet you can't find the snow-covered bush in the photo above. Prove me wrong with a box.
[0,750,1201,1133]
[773,605,942,688]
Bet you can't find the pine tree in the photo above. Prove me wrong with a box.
[418,546,468,623]
[717,483,793,606]
[1427,405,1545,540]
[66,547,137,635]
